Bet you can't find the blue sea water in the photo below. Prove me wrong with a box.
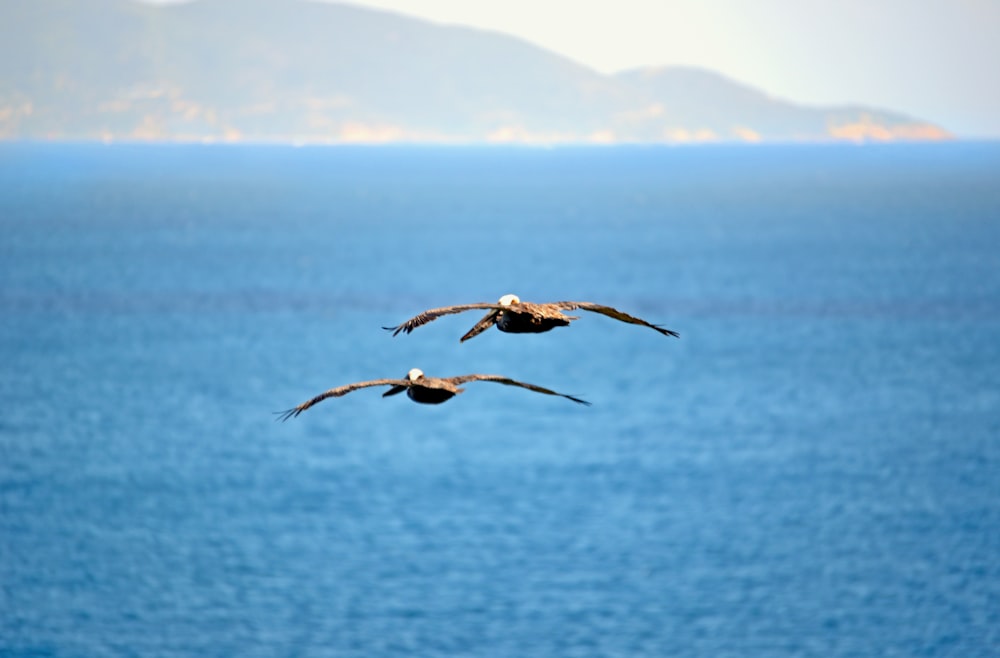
[1,142,999,657]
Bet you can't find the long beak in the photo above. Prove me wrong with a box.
[460,310,499,342]
[382,385,408,397]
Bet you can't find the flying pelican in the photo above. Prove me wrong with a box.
[276,367,590,419]
[384,294,680,342]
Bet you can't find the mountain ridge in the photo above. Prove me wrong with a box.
[0,0,952,143]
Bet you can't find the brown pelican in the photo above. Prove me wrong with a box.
[277,367,590,419]
[384,294,680,342]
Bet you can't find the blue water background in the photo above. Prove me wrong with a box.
[1,143,999,656]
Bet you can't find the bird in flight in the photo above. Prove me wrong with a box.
[276,367,590,419]
[384,294,680,342]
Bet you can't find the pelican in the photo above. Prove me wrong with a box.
[384,294,680,342]
[276,367,590,419]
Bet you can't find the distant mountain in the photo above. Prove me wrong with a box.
[0,0,951,143]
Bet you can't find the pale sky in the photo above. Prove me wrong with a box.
[142,0,1000,137]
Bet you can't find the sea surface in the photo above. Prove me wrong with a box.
[1,142,999,657]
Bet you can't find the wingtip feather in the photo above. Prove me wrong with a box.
[274,408,300,422]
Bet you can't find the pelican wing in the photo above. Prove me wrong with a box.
[276,378,408,420]
[383,302,500,336]
[551,301,680,338]
[449,374,591,406]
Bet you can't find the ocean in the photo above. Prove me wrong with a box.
[1,142,998,657]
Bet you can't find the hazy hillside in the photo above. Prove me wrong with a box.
[0,0,951,143]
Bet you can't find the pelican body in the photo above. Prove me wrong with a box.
[383,369,462,405]
[384,294,679,342]
[494,295,573,335]
[277,367,589,420]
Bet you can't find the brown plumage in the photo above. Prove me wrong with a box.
[383,294,680,342]
[276,367,590,420]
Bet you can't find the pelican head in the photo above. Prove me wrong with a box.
[498,294,520,307]
[406,368,425,381]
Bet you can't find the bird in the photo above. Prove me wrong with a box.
[383,294,680,342]
[276,367,590,419]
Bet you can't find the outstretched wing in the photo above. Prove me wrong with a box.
[275,378,409,421]
[449,374,591,406]
[383,303,500,337]
[551,301,680,338]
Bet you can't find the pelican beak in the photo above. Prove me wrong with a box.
[383,385,407,397]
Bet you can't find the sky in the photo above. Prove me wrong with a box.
[141,0,1000,137]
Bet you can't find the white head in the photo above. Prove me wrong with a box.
[498,294,520,307]
[406,368,424,381]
